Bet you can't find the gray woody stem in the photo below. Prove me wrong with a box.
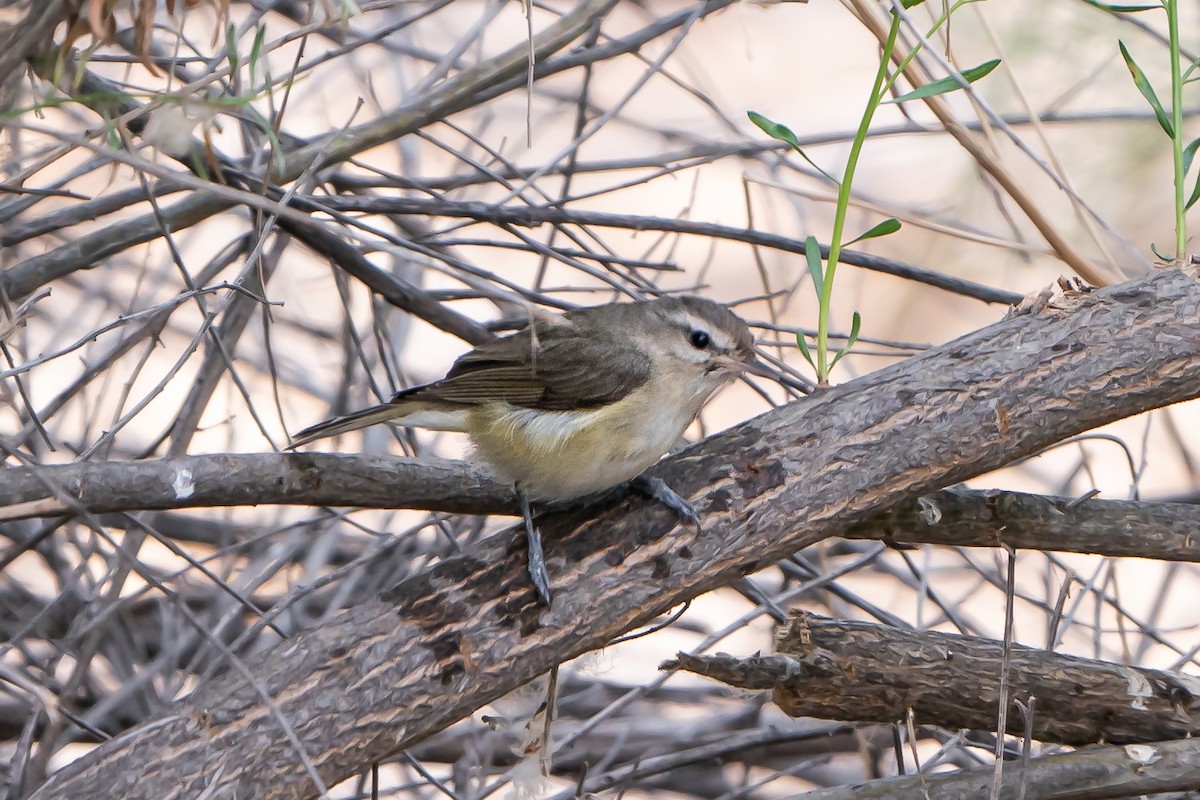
[5,463,1200,563]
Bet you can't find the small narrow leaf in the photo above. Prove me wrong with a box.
[796,331,816,369]
[249,24,266,88]
[899,0,926,7]
[1182,136,1200,178]
[804,235,825,298]
[1183,137,1200,209]
[888,59,1001,103]
[747,110,799,149]
[1079,0,1158,11]
[1185,173,1200,210]
[846,217,901,246]
[747,110,839,185]
[830,311,862,370]
[225,22,240,75]
[104,115,120,149]
[1119,40,1174,138]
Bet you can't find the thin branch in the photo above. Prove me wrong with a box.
[795,736,1200,800]
[299,195,1023,305]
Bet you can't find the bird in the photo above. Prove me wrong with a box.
[289,295,774,605]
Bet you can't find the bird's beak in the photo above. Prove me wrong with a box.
[740,356,779,379]
[716,354,777,379]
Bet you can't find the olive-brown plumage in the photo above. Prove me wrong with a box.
[290,295,769,603]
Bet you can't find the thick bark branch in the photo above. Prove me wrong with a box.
[841,487,1200,562]
[667,614,1200,746]
[27,269,1200,800]
[4,463,1198,563]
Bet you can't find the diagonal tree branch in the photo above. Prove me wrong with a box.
[26,268,1200,800]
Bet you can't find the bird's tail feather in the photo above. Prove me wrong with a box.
[287,397,469,448]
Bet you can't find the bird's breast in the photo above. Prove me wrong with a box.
[467,381,711,500]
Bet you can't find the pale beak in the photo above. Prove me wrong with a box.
[724,354,812,393]
[741,356,780,379]
[716,354,777,379]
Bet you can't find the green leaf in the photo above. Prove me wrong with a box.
[846,217,901,246]
[249,24,266,88]
[1078,0,1159,10]
[747,110,801,150]
[1119,40,1174,138]
[899,0,926,7]
[747,111,840,185]
[103,114,119,150]
[804,235,825,298]
[887,59,1001,103]
[829,311,862,370]
[1183,136,1200,178]
[226,22,240,76]
[1184,137,1200,209]
[796,331,816,369]
[1185,174,1200,210]
[1150,241,1173,262]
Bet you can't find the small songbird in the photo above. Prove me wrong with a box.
[290,295,774,604]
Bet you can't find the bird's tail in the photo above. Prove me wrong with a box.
[287,391,469,449]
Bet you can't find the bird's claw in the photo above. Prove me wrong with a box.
[631,474,703,530]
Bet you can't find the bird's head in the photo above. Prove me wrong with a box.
[635,295,774,392]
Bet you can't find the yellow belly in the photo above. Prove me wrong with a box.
[467,392,699,500]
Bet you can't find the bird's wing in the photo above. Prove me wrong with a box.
[413,323,652,411]
[289,315,652,447]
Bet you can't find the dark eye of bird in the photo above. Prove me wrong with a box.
[689,329,711,349]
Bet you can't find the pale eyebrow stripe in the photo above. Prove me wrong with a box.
[673,312,733,350]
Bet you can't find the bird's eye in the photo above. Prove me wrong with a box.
[689,329,711,349]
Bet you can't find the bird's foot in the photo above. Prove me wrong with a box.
[525,525,552,607]
[631,474,702,530]
[519,491,553,607]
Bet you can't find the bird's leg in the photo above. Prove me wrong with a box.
[518,489,553,606]
[631,474,702,529]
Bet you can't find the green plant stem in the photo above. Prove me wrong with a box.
[818,12,900,382]
[1167,0,1186,259]
[881,0,966,97]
